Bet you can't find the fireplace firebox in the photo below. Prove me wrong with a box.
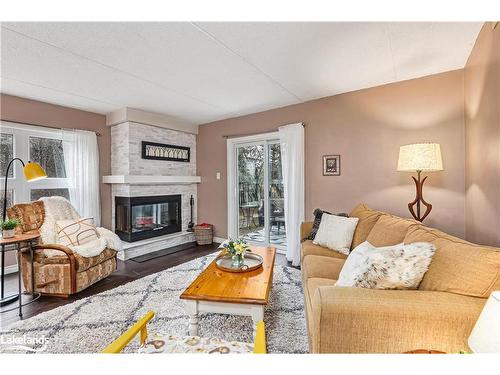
[115,195,182,242]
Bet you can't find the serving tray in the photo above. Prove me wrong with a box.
[215,251,264,273]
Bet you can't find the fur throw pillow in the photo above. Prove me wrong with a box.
[313,213,359,255]
[305,208,349,241]
[336,241,436,289]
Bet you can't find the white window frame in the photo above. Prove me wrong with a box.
[0,121,69,205]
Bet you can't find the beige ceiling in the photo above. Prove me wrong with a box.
[0,22,482,125]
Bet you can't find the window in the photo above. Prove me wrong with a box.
[31,188,70,201]
[0,133,14,178]
[29,136,67,178]
[0,122,70,209]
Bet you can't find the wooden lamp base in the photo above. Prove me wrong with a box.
[408,170,432,222]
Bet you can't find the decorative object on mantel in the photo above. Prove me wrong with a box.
[188,195,195,232]
[194,223,213,245]
[141,141,190,162]
[397,143,443,222]
[323,155,340,176]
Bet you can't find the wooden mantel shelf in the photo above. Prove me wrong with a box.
[102,175,201,185]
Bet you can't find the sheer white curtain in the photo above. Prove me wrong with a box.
[62,129,101,226]
[279,123,305,266]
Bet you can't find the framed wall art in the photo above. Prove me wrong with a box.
[323,155,340,176]
[141,141,190,162]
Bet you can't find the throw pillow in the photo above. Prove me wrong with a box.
[312,213,359,255]
[56,217,99,247]
[336,241,436,289]
[305,208,349,241]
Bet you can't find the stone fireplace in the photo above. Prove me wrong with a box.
[115,194,182,242]
[103,109,200,260]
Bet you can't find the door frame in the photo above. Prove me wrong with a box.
[226,131,281,248]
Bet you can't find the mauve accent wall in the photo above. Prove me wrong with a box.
[465,23,500,246]
[0,94,111,228]
[197,70,466,239]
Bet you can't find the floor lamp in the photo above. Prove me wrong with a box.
[1,158,46,307]
[397,143,443,222]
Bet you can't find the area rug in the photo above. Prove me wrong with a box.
[1,253,308,353]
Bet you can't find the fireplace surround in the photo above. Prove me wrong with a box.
[115,195,182,242]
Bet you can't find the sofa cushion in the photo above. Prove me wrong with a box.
[405,226,500,298]
[313,214,359,255]
[302,255,346,282]
[336,241,436,290]
[301,240,348,262]
[366,214,418,247]
[349,203,384,248]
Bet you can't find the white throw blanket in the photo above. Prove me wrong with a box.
[39,196,122,257]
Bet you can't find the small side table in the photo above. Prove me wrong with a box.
[0,233,41,317]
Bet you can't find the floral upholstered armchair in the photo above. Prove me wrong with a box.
[7,197,119,297]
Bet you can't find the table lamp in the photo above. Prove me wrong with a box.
[468,291,500,353]
[397,143,443,222]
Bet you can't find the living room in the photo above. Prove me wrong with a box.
[1,0,499,372]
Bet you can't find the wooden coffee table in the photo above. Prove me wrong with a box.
[180,246,276,337]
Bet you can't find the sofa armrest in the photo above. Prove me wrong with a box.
[300,222,314,240]
[310,286,485,353]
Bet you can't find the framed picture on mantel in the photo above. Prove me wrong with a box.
[141,141,190,162]
[323,155,340,176]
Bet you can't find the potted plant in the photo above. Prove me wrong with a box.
[222,239,250,268]
[0,218,21,239]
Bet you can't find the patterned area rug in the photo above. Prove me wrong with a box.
[1,253,308,354]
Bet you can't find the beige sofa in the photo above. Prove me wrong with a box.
[301,203,500,353]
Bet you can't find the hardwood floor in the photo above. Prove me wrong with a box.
[1,243,292,329]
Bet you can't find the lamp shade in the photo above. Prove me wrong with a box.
[468,291,500,353]
[397,143,443,172]
[23,162,47,182]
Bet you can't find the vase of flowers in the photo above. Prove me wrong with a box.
[222,239,250,268]
[0,218,20,239]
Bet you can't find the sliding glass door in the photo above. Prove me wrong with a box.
[228,133,286,250]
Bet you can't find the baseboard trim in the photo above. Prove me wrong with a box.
[0,264,18,276]
[213,236,227,244]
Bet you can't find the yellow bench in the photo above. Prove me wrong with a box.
[103,311,266,354]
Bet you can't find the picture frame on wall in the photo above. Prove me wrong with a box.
[141,141,190,162]
[323,155,340,176]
